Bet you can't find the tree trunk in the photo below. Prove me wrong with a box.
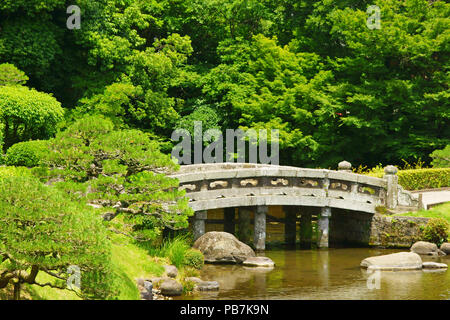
[13,282,21,300]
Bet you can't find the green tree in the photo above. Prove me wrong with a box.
[38,115,193,241]
[200,35,329,165]
[0,175,114,300]
[430,145,450,168]
[73,33,193,136]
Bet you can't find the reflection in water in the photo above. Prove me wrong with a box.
[318,250,329,288]
[176,248,450,300]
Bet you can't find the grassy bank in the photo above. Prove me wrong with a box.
[108,233,167,300]
[392,202,450,223]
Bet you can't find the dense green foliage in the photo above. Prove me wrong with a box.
[0,175,115,300]
[5,140,49,167]
[0,0,447,167]
[422,217,449,246]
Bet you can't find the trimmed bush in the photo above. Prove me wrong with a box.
[422,218,449,246]
[0,63,28,86]
[397,168,450,191]
[0,85,64,150]
[5,140,49,167]
[362,167,450,191]
[183,249,204,270]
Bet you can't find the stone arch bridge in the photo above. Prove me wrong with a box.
[170,162,418,250]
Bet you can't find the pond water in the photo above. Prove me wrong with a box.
[177,248,450,300]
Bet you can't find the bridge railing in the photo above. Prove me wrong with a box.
[169,162,409,214]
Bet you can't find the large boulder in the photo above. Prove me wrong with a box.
[159,279,183,296]
[193,232,255,264]
[440,243,450,255]
[411,241,446,256]
[360,252,423,270]
[243,256,275,268]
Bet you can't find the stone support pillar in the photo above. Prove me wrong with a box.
[254,205,267,251]
[193,210,207,241]
[317,207,331,248]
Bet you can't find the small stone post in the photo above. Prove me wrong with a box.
[418,193,425,210]
[193,210,207,241]
[224,207,236,234]
[254,205,267,251]
[384,165,399,209]
[338,160,352,173]
[284,206,297,246]
[317,207,331,248]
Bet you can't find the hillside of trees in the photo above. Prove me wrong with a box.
[0,0,448,168]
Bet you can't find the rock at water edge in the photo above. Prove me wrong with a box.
[361,252,422,270]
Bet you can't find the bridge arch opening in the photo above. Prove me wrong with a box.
[183,205,375,250]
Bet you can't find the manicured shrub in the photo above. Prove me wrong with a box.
[397,168,450,191]
[183,249,204,270]
[5,140,49,167]
[422,218,449,246]
[0,85,64,151]
[361,166,450,190]
[0,63,28,86]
